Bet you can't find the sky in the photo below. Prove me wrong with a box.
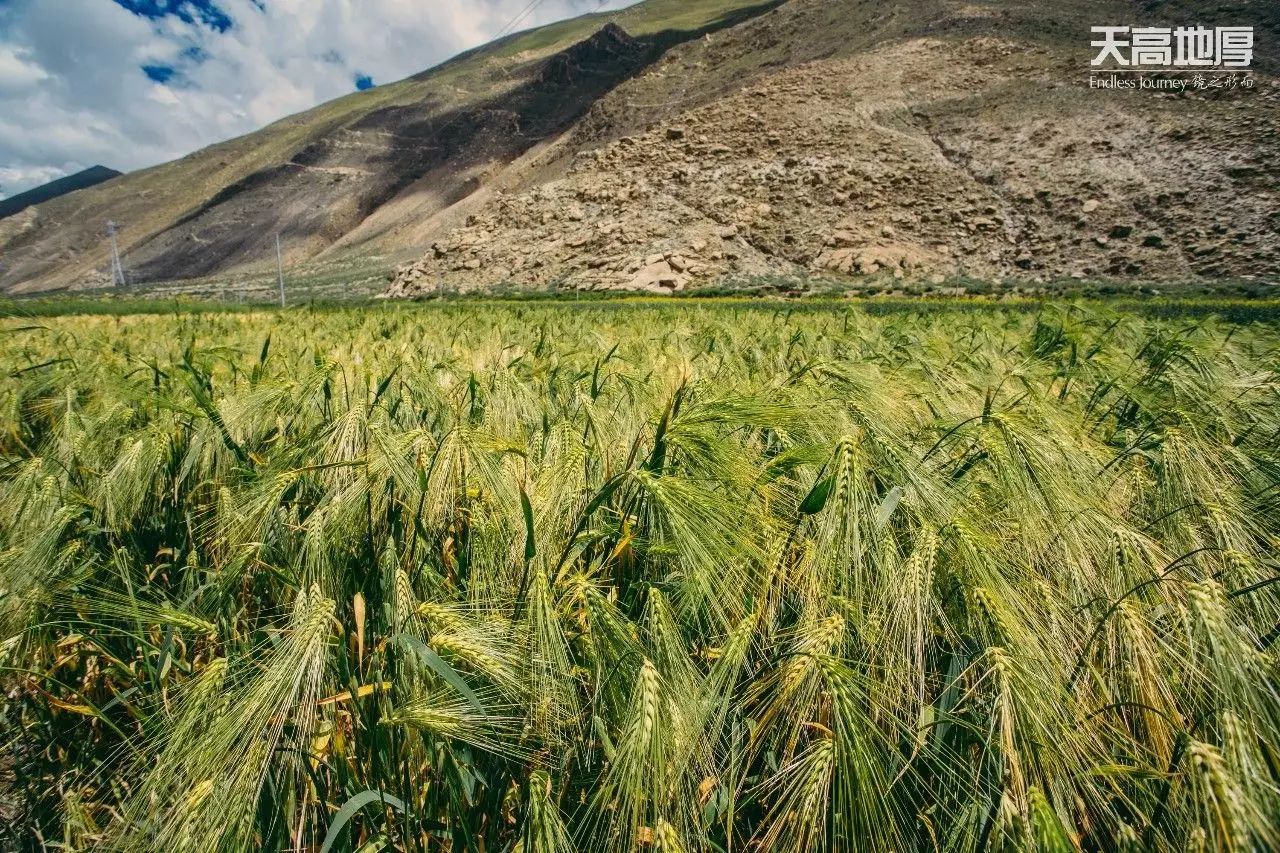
[0,0,632,199]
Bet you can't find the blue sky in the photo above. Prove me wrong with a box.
[115,0,235,32]
[0,0,631,198]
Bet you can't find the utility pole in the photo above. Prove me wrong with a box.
[275,232,286,307]
[106,220,126,287]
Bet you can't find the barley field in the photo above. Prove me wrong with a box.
[1,300,1278,851]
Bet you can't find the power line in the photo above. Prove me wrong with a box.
[490,0,550,43]
[492,0,620,80]
[106,220,126,287]
[276,232,286,307]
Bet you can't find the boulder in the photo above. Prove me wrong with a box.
[627,259,688,291]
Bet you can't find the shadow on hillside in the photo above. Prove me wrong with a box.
[125,1,784,283]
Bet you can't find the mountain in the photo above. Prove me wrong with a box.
[2,0,1277,296]
[387,0,1280,294]
[0,0,782,294]
[0,166,121,221]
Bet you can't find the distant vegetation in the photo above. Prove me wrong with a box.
[1,301,1278,850]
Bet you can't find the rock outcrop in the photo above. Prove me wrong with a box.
[389,9,1279,295]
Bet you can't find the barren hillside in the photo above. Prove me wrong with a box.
[0,0,777,294]
[2,0,1277,295]
[388,0,1280,294]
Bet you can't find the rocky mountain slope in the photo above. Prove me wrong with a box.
[0,0,777,294]
[388,0,1280,295]
[3,0,1277,296]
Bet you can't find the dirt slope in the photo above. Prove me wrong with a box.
[388,0,1280,295]
[3,0,1277,295]
[0,0,778,294]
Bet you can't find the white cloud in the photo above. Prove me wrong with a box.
[0,0,632,198]
[0,45,50,94]
[0,164,76,196]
